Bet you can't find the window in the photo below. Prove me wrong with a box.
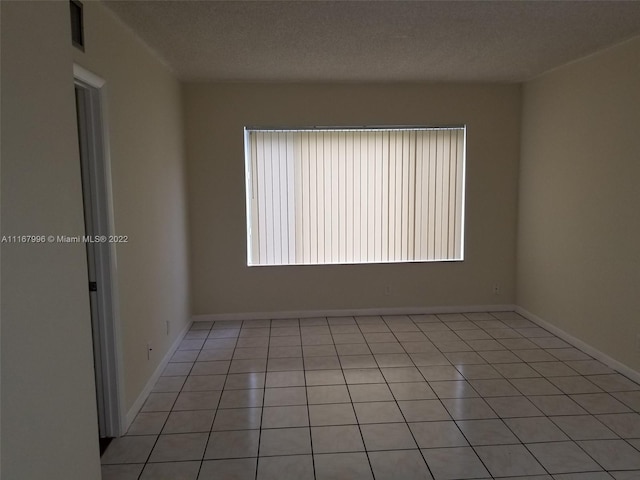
[244,126,466,266]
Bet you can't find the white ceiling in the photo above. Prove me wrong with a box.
[104,0,640,83]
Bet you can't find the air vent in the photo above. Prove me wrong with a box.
[70,0,84,51]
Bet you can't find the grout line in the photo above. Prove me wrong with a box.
[375,315,439,480]
[189,323,237,477]
[105,311,640,478]
[253,318,271,480]
[188,325,212,478]
[298,316,317,480]
[189,322,216,480]
[341,315,377,480]
[135,323,212,480]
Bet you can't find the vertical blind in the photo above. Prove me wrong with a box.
[245,127,465,266]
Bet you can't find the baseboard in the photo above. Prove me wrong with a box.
[192,304,639,384]
[124,320,192,430]
[192,304,517,322]
[515,306,640,385]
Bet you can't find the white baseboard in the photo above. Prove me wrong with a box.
[192,304,517,323]
[515,306,640,385]
[124,320,192,429]
[192,304,639,384]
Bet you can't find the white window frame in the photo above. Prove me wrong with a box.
[244,126,466,266]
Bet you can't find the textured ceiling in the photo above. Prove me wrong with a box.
[104,0,640,82]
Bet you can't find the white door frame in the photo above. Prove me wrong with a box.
[74,64,125,437]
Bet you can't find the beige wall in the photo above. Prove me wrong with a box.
[518,36,640,372]
[184,83,521,315]
[73,2,191,413]
[1,2,101,478]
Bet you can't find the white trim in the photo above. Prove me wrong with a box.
[243,128,253,266]
[515,306,640,385]
[74,65,126,437]
[246,127,466,266]
[125,321,192,429]
[192,304,516,322]
[74,64,105,88]
[194,304,640,384]
[459,125,467,260]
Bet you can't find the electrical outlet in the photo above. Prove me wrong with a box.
[146,342,153,360]
[166,320,170,336]
[385,285,391,296]
[493,283,500,295]
[636,334,640,353]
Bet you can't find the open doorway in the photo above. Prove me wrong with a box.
[74,65,124,450]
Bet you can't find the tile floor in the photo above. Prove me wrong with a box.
[101,311,640,480]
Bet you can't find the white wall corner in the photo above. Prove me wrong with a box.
[124,321,192,430]
[515,306,640,385]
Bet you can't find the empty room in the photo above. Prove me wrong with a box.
[2,1,640,479]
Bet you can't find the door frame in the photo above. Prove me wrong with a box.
[74,64,125,437]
